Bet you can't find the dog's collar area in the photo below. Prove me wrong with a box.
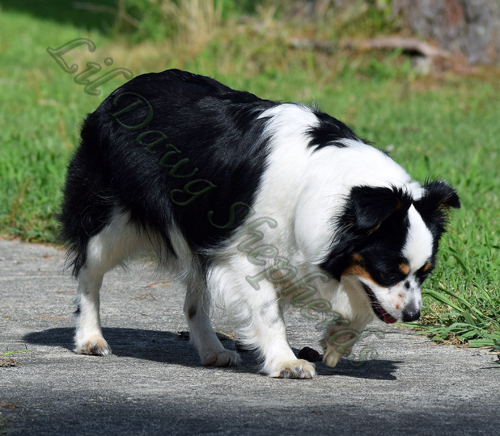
[362,282,398,324]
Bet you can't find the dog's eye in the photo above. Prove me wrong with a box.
[415,261,433,283]
[376,271,406,287]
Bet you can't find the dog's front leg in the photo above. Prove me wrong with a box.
[319,285,374,367]
[237,281,316,379]
[320,318,369,367]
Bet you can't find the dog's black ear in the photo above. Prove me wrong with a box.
[321,186,412,280]
[347,185,413,232]
[414,180,460,236]
[418,180,461,210]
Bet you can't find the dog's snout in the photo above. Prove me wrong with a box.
[402,309,420,322]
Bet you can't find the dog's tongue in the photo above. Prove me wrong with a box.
[383,313,397,324]
[363,283,398,324]
[381,308,398,324]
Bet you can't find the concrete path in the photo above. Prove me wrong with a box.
[1,240,498,435]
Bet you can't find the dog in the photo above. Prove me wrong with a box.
[60,69,460,378]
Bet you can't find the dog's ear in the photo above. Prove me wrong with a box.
[414,180,460,236]
[320,186,412,280]
[347,185,413,232]
[417,180,461,211]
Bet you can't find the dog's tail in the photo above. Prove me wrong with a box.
[58,112,116,277]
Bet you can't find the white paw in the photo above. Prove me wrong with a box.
[201,349,241,367]
[267,359,316,379]
[322,348,344,367]
[75,335,112,356]
[320,327,356,367]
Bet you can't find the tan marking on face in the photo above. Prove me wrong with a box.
[395,303,400,310]
[352,254,364,263]
[399,263,410,275]
[342,264,375,283]
[422,261,432,272]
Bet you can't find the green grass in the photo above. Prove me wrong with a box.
[0,349,32,357]
[0,6,119,241]
[0,2,499,353]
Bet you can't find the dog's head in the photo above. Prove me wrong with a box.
[321,181,460,324]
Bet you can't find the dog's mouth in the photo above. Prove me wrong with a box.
[362,283,398,324]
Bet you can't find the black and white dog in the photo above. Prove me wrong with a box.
[60,69,460,378]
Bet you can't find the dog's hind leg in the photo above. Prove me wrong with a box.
[183,267,241,367]
[75,212,143,356]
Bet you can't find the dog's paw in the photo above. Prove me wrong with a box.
[268,359,316,379]
[320,327,356,367]
[75,335,112,356]
[201,349,241,367]
[322,348,344,367]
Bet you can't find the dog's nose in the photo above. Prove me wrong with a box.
[402,309,420,322]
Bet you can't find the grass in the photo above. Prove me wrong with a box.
[0,349,32,357]
[0,1,499,354]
